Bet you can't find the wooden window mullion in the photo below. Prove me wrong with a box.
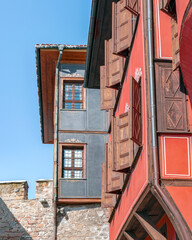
[72,150,75,178]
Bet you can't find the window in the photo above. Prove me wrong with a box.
[62,147,85,179]
[63,81,84,110]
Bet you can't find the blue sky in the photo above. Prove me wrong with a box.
[0,0,91,199]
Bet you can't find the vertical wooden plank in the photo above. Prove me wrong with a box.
[171,18,180,71]
[116,113,134,172]
[124,0,140,15]
[100,66,117,110]
[112,0,135,55]
[105,39,124,87]
[107,141,124,193]
[101,162,116,208]
[129,77,142,145]
[105,39,112,87]
[159,0,171,13]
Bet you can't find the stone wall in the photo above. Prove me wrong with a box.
[0,180,109,240]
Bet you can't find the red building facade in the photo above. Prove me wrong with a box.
[85,0,192,239]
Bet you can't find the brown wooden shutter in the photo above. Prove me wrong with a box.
[171,18,180,71]
[106,142,124,193]
[100,66,117,110]
[112,115,119,171]
[105,39,124,87]
[112,1,133,55]
[101,162,116,208]
[159,0,171,13]
[116,112,134,172]
[105,39,112,87]
[129,77,142,145]
[155,62,188,132]
[124,0,140,15]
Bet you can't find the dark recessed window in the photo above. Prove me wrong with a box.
[62,147,84,179]
[63,82,83,110]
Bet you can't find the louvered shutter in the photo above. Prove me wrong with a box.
[106,142,124,193]
[112,115,119,171]
[116,112,134,172]
[100,66,117,110]
[129,77,142,145]
[171,18,180,71]
[105,40,112,87]
[155,62,188,132]
[101,162,116,208]
[159,0,171,13]
[124,0,140,15]
[112,1,133,55]
[105,39,124,87]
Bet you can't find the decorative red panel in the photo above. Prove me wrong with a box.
[160,134,192,179]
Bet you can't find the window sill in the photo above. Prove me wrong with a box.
[60,109,86,112]
[59,178,87,181]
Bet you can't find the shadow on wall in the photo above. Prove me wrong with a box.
[0,198,32,240]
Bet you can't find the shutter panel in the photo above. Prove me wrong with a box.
[159,0,171,13]
[112,0,133,55]
[155,62,188,132]
[100,66,117,110]
[124,0,140,15]
[101,162,116,208]
[129,77,142,145]
[116,112,134,172]
[112,115,119,171]
[105,39,124,87]
[106,142,124,193]
[105,39,112,87]
[171,18,180,71]
[111,54,125,86]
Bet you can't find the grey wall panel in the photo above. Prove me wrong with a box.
[59,133,86,143]
[86,134,105,197]
[87,89,108,131]
[59,110,86,130]
[59,179,86,198]
[60,63,85,78]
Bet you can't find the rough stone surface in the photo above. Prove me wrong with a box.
[0,180,109,240]
[0,181,28,200]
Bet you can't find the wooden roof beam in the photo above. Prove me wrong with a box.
[134,212,167,240]
[123,231,138,240]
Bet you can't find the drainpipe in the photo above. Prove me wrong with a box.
[146,0,191,239]
[53,45,64,240]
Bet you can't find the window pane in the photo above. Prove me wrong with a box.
[64,150,72,158]
[64,103,72,109]
[74,84,82,100]
[74,170,82,179]
[74,159,82,167]
[64,170,71,178]
[64,159,71,167]
[74,103,82,109]
[64,84,73,100]
[74,150,82,158]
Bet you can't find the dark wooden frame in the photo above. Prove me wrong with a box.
[59,143,86,179]
[60,77,86,110]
